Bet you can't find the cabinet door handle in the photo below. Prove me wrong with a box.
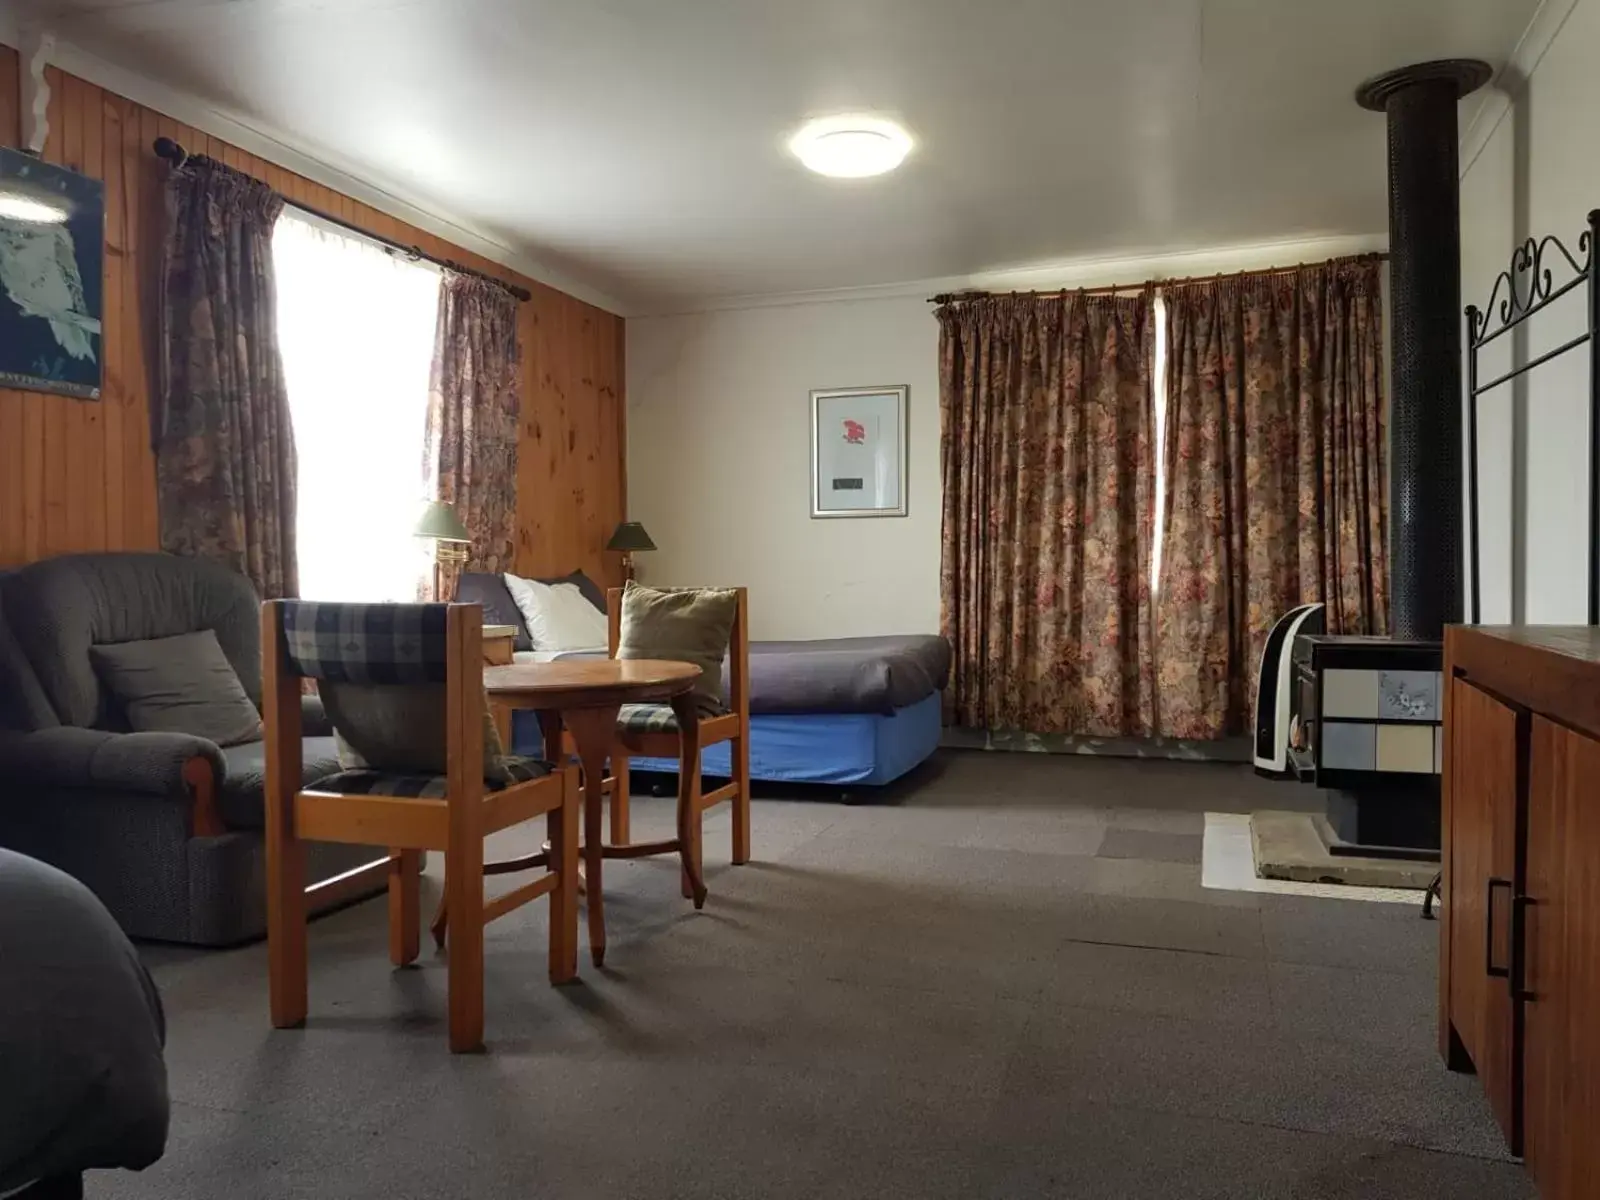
[1512,894,1536,1002]
[1485,877,1511,978]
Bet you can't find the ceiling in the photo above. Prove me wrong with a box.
[18,0,1542,311]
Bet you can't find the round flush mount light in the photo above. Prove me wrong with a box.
[789,115,913,178]
[0,193,69,223]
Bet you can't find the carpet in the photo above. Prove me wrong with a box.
[106,750,1532,1200]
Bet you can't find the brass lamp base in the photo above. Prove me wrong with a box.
[432,542,470,603]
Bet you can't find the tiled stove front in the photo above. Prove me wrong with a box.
[1289,635,1443,853]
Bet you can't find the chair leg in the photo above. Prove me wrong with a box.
[444,830,485,1053]
[731,733,751,865]
[266,791,308,1029]
[609,751,631,845]
[548,765,581,984]
[389,849,421,966]
[669,694,707,907]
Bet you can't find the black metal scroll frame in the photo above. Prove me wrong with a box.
[1465,211,1600,626]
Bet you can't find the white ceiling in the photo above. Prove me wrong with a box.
[18,0,1542,311]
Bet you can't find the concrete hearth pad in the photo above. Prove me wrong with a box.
[1250,811,1439,890]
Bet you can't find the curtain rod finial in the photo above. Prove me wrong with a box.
[153,136,188,167]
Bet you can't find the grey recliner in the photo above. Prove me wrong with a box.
[0,552,387,946]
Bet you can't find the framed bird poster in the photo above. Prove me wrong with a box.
[0,147,105,399]
[810,385,907,518]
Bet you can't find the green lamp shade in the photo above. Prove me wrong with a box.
[413,501,470,543]
[606,521,656,553]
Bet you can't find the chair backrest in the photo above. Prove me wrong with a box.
[0,552,260,731]
[264,601,486,782]
[278,602,452,685]
[607,586,749,718]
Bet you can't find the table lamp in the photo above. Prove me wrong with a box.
[414,500,471,601]
[605,521,656,582]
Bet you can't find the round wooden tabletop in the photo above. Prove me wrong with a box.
[483,658,700,709]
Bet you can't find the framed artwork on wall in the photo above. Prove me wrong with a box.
[810,386,908,518]
[0,147,105,399]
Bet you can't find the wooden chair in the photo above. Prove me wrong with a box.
[605,587,751,890]
[262,600,580,1053]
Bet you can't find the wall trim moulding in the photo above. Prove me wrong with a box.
[635,231,1391,319]
[1459,0,1580,180]
[0,21,628,317]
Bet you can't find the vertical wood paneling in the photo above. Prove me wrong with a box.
[130,103,163,550]
[100,90,126,551]
[0,46,625,580]
[77,74,107,552]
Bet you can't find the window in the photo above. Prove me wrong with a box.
[272,211,441,601]
[1151,291,1170,591]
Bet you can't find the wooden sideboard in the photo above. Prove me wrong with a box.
[1441,625,1600,1198]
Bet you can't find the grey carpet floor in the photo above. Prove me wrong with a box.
[111,750,1533,1200]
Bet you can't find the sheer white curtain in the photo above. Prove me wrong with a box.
[272,211,441,601]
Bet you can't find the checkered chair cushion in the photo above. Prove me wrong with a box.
[615,701,728,733]
[306,755,550,799]
[617,703,679,733]
[280,602,448,683]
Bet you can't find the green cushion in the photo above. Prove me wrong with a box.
[89,630,262,747]
[616,582,737,717]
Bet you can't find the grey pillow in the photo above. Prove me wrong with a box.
[456,572,533,651]
[541,570,607,614]
[617,582,738,716]
[90,630,262,747]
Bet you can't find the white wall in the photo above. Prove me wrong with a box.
[1460,0,1594,624]
[628,236,1386,640]
[626,298,941,639]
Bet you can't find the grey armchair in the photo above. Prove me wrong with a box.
[0,553,390,945]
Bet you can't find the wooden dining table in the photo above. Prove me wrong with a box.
[436,658,705,968]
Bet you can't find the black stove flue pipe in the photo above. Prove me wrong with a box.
[1356,60,1492,639]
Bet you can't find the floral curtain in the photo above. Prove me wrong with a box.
[155,157,297,598]
[423,273,522,600]
[1156,260,1388,739]
[937,292,1157,737]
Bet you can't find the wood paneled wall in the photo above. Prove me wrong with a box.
[0,47,626,586]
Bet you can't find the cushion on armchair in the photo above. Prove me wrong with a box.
[90,630,262,747]
[616,582,737,717]
[0,552,262,731]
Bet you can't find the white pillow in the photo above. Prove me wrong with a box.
[504,574,608,651]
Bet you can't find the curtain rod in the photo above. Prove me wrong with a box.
[926,251,1390,305]
[151,137,532,303]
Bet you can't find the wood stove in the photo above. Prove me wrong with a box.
[1288,636,1443,855]
[1254,60,1490,857]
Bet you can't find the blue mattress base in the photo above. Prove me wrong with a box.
[513,692,941,787]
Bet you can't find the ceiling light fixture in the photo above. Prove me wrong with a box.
[789,115,913,179]
[0,193,70,223]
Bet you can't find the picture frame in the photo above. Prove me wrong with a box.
[0,148,105,400]
[810,386,908,519]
